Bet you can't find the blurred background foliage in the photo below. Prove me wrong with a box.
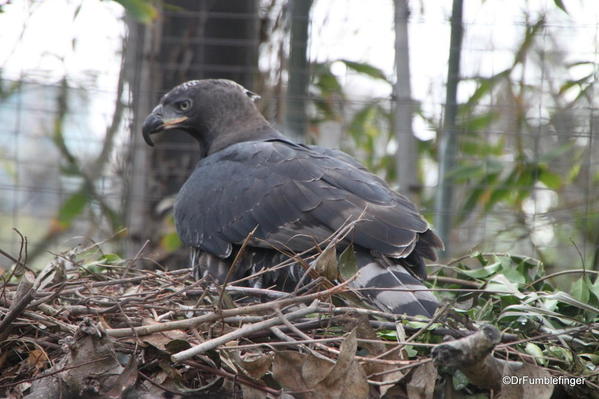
[0,0,597,298]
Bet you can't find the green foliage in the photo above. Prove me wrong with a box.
[436,10,598,271]
[436,252,599,376]
[56,190,90,229]
[160,215,182,251]
[161,231,182,252]
[309,59,416,182]
[112,0,158,23]
[553,0,568,14]
[339,60,388,81]
[305,10,596,273]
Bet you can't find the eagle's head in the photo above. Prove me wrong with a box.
[142,79,262,148]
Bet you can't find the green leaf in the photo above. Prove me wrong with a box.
[590,277,599,302]
[460,112,498,132]
[461,135,504,156]
[404,345,418,358]
[464,69,511,108]
[502,266,526,286]
[404,320,435,329]
[446,163,484,181]
[452,370,470,390]
[113,0,158,23]
[553,0,568,14]
[525,343,546,365]
[160,232,182,252]
[313,63,343,94]
[486,274,525,299]
[547,291,599,313]
[458,262,501,279]
[460,185,484,222]
[484,186,510,212]
[570,276,591,303]
[338,244,358,281]
[538,142,574,162]
[558,74,592,95]
[567,162,581,182]
[513,17,545,67]
[101,253,123,264]
[348,103,384,148]
[539,169,562,190]
[546,345,573,365]
[458,171,501,221]
[377,329,397,340]
[340,60,388,82]
[567,60,594,68]
[580,353,599,365]
[57,190,89,228]
[60,164,82,176]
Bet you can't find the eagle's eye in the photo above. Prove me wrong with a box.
[177,99,192,112]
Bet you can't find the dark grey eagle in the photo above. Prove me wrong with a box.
[142,79,443,316]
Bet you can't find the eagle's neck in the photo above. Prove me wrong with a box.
[203,119,285,155]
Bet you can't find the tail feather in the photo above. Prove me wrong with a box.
[192,245,439,317]
[351,249,438,317]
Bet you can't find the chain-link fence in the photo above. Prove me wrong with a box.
[0,0,597,273]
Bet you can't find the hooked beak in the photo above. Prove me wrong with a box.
[142,105,189,146]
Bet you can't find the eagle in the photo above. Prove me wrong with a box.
[142,79,443,317]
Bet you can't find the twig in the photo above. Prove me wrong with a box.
[138,371,189,396]
[217,226,257,309]
[318,305,426,322]
[375,303,450,360]
[0,271,36,341]
[183,360,281,396]
[526,269,599,289]
[367,358,432,385]
[427,275,482,288]
[106,279,351,338]
[120,240,150,278]
[0,247,33,276]
[273,307,412,366]
[270,326,335,364]
[171,300,320,362]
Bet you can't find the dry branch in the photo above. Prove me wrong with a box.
[171,300,320,362]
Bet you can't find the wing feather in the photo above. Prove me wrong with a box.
[175,140,440,261]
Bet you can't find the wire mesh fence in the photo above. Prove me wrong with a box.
[0,0,597,273]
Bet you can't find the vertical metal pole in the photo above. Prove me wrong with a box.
[435,0,464,257]
[285,0,313,142]
[393,0,418,194]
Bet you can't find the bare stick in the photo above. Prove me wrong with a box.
[0,271,35,341]
[106,278,351,338]
[171,300,320,362]
[217,226,257,309]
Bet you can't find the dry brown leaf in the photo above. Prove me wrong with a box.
[233,351,274,379]
[140,318,189,353]
[104,357,138,399]
[272,329,369,399]
[26,348,49,371]
[241,385,269,399]
[272,351,308,393]
[338,313,406,396]
[315,245,339,280]
[406,362,437,399]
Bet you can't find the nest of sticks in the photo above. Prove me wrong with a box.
[0,239,596,399]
